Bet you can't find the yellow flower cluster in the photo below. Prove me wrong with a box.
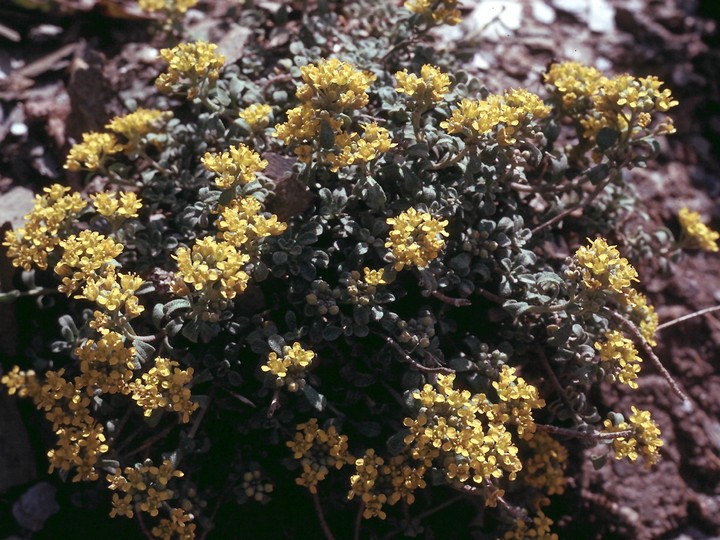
[238,103,273,131]
[385,208,449,271]
[594,330,642,388]
[286,419,353,493]
[107,459,186,520]
[544,61,608,113]
[74,331,136,395]
[172,237,251,302]
[363,267,386,286]
[404,0,462,26]
[624,289,658,347]
[65,132,123,171]
[54,230,125,296]
[522,432,567,497]
[202,144,268,190]
[127,358,198,422]
[151,508,197,540]
[603,406,663,468]
[441,89,551,145]
[2,184,86,271]
[261,342,315,392]
[296,57,376,111]
[546,62,678,148]
[139,0,198,14]
[274,58,395,171]
[347,449,427,520]
[216,196,287,253]
[403,373,533,493]
[156,41,226,99]
[493,365,546,440]
[575,237,639,295]
[1,367,108,482]
[678,207,719,252]
[106,108,170,152]
[91,190,142,223]
[395,64,451,108]
[504,510,558,540]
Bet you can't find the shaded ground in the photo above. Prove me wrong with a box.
[1,0,719,538]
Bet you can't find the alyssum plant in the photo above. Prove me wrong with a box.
[1,1,718,538]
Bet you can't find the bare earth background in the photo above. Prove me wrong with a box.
[0,1,719,538]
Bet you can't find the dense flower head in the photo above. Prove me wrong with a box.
[238,103,273,130]
[296,58,376,111]
[286,419,353,493]
[395,64,452,107]
[544,61,608,113]
[678,207,719,253]
[580,73,678,144]
[172,237,251,301]
[347,449,427,520]
[624,289,658,346]
[156,41,225,98]
[261,342,315,392]
[91,190,142,222]
[216,196,287,252]
[1,366,40,398]
[139,0,198,14]
[504,510,558,540]
[575,237,639,295]
[2,184,86,270]
[603,406,663,468]
[325,122,396,172]
[151,508,196,540]
[594,330,642,388]
[202,144,268,190]
[404,0,462,26]
[74,331,136,395]
[48,421,109,482]
[64,132,123,171]
[492,365,546,439]
[128,357,198,422]
[55,231,125,296]
[522,432,567,496]
[402,373,524,491]
[363,267,386,286]
[105,109,169,151]
[441,89,550,145]
[385,208,449,270]
[240,468,274,504]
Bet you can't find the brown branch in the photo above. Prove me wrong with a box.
[535,423,632,441]
[432,290,472,307]
[607,311,691,406]
[386,337,454,374]
[538,348,583,424]
[475,287,505,304]
[353,502,363,540]
[125,423,177,458]
[657,304,720,331]
[312,491,337,540]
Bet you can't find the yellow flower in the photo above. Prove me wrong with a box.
[575,237,639,295]
[395,64,451,107]
[55,231,125,296]
[603,406,663,468]
[216,196,287,252]
[172,237,250,300]
[106,108,170,152]
[624,288,658,346]
[594,330,642,388]
[404,0,462,26]
[296,58,376,111]
[363,267,386,286]
[261,342,315,392]
[523,432,567,496]
[128,357,198,422]
[91,191,142,222]
[64,132,123,171]
[385,208,449,270]
[2,185,86,271]
[545,61,608,113]
[202,144,268,190]
[74,331,136,395]
[139,0,197,14]
[678,207,719,252]
[238,103,273,130]
[78,265,145,319]
[156,40,225,98]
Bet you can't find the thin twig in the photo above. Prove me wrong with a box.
[136,510,154,540]
[386,337,454,374]
[432,290,471,307]
[267,388,281,418]
[537,348,583,424]
[383,495,465,540]
[535,423,632,441]
[125,423,177,458]
[607,311,691,406]
[220,386,257,408]
[475,287,505,304]
[188,388,214,440]
[353,502,363,540]
[531,177,611,236]
[657,304,720,331]
[312,491,337,540]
